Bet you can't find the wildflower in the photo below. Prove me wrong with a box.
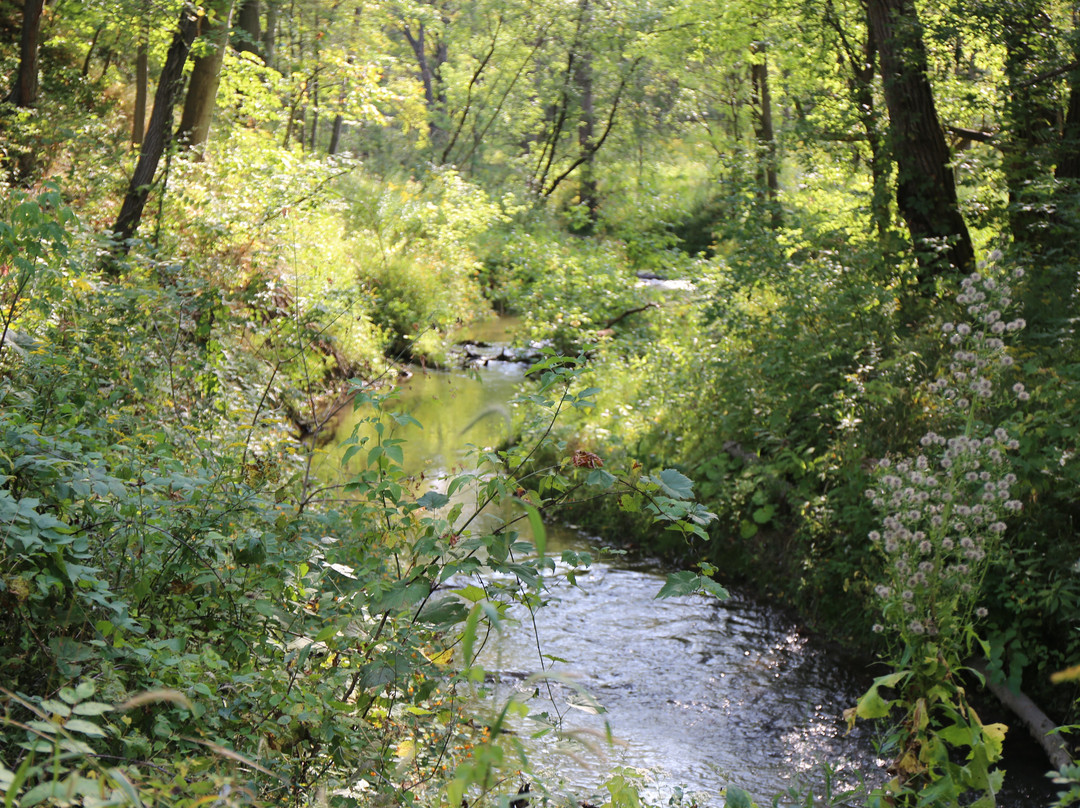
[975,607,988,618]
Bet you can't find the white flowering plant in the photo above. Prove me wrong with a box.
[853,263,1028,807]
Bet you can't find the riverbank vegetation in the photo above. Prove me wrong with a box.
[3,0,1080,805]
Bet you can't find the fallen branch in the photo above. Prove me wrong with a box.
[969,658,1073,771]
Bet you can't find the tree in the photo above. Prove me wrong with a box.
[867,0,974,278]
[177,0,237,153]
[109,2,201,261]
[235,0,261,55]
[6,0,44,109]
[132,11,149,146]
[749,39,780,228]
[3,0,46,180]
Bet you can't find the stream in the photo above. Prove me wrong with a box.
[327,320,1061,807]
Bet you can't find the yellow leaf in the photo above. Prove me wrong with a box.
[422,647,453,666]
[395,739,416,761]
[982,722,1008,759]
[1051,664,1080,684]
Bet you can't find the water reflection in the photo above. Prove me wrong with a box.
[479,529,880,806]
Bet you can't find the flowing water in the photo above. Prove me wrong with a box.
[328,320,1061,807]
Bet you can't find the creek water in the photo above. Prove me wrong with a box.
[327,321,1061,807]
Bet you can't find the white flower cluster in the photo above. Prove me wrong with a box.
[865,265,1027,647]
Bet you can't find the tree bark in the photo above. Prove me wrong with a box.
[8,0,45,108]
[234,0,261,55]
[750,40,780,228]
[109,4,200,264]
[573,0,597,228]
[263,0,278,68]
[177,0,236,154]
[132,17,149,146]
[1057,71,1080,183]
[867,0,974,278]
[1001,2,1057,243]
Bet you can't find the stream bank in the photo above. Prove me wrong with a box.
[320,316,1061,807]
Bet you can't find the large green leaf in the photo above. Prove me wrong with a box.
[650,468,695,499]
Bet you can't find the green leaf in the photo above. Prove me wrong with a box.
[586,468,616,489]
[518,499,546,561]
[71,702,112,716]
[418,599,469,627]
[656,571,726,599]
[417,490,450,510]
[456,584,487,603]
[856,671,910,719]
[370,578,430,613]
[739,519,758,539]
[63,718,106,737]
[650,468,694,499]
[724,786,757,808]
[752,504,775,524]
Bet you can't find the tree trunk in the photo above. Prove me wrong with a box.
[177,0,235,155]
[328,112,344,155]
[263,0,278,67]
[824,0,890,238]
[867,0,974,279]
[573,0,597,228]
[9,0,44,108]
[234,0,261,55]
[82,24,103,77]
[1001,2,1057,243]
[132,17,149,146]
[109,4,200,264]
[309,74,319,151]
[750,40,780,228]
[1057,71,1080,183]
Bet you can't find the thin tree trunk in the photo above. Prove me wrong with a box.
[824,0,890,238]
[263,0,278,67]
[328,111,344,155]
[82,24,103,77]
[309,74,319,151]
[868,0,974,278]
[177,0,236,155]
[109,4,200,264]
[750,40,780,228]
[573,3,597,228]
[132,21,148,146]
